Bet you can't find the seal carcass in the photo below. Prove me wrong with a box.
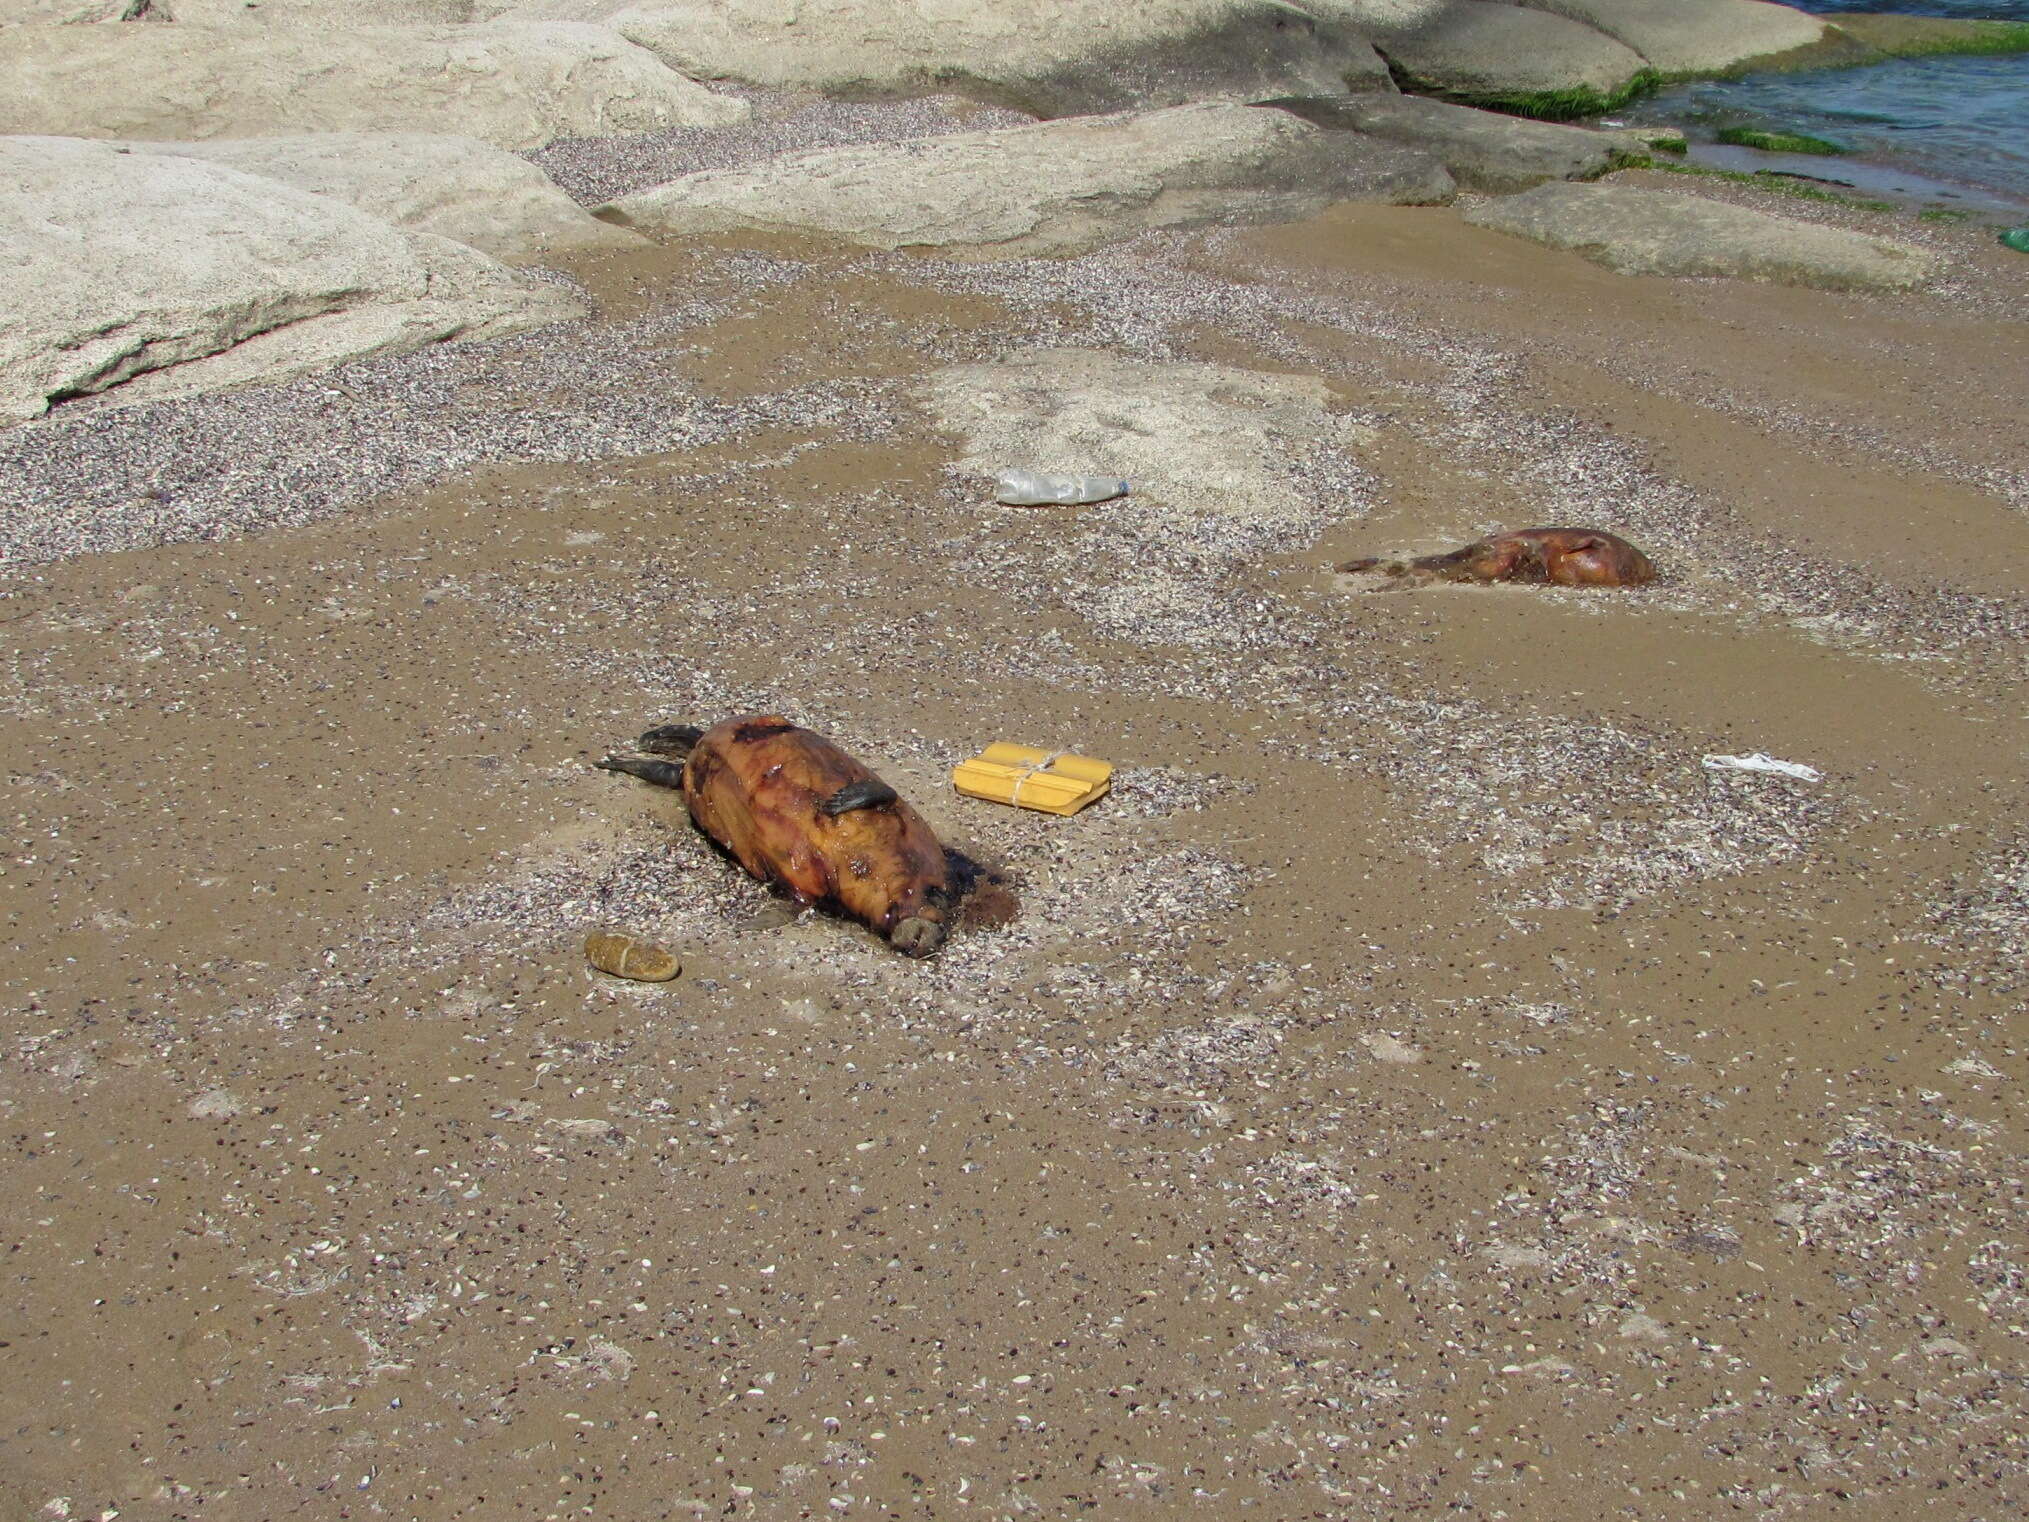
[597,715,954,957]
[1339,527,1657,587]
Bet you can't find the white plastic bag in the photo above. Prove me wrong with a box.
[1701,752,1822,782]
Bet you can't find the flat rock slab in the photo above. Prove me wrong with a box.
[1259,92,1647,192]
[601,0,1393,115]
[1368,2,1651,111]
[917,348,1366,529]
[1462,182,1932,289]
[0,136,582,426]
[0,20,748,150]
[597,102,1454,257]
[1,1,144,18]
[3,1,484,16]
[1825,13,2029,58]
[128,133,646,260]
[1514,0,1827,76]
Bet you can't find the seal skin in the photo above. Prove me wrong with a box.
[1339,527,1657,587]
[601,716,952,957]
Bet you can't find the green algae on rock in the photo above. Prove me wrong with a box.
[1378,67,1666,123]
[1715,126,1848,155]
[1450,72,1665,122]
[1365,3,1659,121]
[1651,158,1895,213]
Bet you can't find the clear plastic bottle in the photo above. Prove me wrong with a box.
[992,470,1129,506]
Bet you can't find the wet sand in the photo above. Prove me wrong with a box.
[1,177,2025,1519]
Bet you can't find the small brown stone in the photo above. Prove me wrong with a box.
[584,930,680,982]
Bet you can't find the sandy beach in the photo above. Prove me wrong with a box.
[2,110,2025,1520]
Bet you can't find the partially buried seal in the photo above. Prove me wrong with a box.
[1339,527,1657,588]
[596,716,958,958]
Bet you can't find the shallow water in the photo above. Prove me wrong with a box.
[1626,1,2029,205]
[1806,0,2026,14]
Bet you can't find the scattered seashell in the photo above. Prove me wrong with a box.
[548,1117,622,1140]
[188,1087,245,1120]
[1359,1032,1422,1064]
[1619,1312,1672,1343]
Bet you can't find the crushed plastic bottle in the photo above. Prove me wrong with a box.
[1700,752,1822,783]
[992,470,1129,507]
[2000,226,2029,255]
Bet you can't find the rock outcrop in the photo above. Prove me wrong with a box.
[0,20,747,149]
[597,102,1455,257]
[0,0,151,20]
[0,1,484,16]
[0,136,582,426]
[1258,92,1650,192]
[143,0,484,19]
[1824,12,2029,60]
[594,0,1393,116]
[1364,2,1654,116]
[1512,0,1828,77]
[128,134,646,260]
[1462,182,1933,289]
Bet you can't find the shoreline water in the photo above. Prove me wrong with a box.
[1622,131,2029,224]
[1612,1,2029,217]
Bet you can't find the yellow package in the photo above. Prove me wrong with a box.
[952,742,1111,816]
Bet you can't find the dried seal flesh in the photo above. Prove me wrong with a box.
[598,715,952,957]
[1339,527,1657,587]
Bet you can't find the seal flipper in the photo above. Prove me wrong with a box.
[596,755,688,790]
[819,778,899,816]
[638,724,705,757]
